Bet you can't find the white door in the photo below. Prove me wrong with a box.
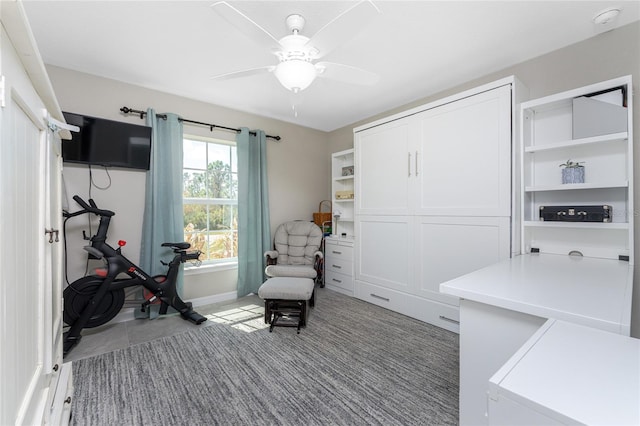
[414,85,512,216]
[355,118,413,216]
[355,215,412,292]
[414,216,511,305]
[0,21,53,426]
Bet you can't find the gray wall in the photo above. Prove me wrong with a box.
[49,66,329,301]
[328,21,640,337]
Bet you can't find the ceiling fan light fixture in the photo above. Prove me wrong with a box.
[274,60,317,92]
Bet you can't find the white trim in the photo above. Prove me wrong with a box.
[185,260,237,275]
[47,114,79,132]
[354,76,516,133]
[1,1,66,123]
[188,290,239,308]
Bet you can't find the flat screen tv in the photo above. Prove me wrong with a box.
[62,112,152,170]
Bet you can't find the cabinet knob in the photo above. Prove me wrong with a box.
[64,397,72,404]
[52,363,59,372]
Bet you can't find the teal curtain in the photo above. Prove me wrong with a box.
[237,128,271,297]
[140,109,185,296]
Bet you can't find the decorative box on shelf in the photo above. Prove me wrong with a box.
[335,190,354,200]
[341,165,354,176]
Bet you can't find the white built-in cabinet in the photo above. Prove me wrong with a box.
[324,237,354,296]
[1,2,73,425]
[520,75,633,262]
[440,76,634,426]
[325,150,355,296]
[331,149,355,238]
[353,77,525,332]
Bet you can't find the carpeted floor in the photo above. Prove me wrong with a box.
[71,289,459,425]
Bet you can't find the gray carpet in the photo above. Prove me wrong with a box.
[71,289,459,425]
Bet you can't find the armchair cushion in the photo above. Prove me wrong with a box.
[265,264,317,279]
[265,221,323,280]
[272,221,323,266]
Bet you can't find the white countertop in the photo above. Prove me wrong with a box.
[440,253,633,334]
[489,319,640,425]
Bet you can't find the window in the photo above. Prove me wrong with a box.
[183,136,238,264]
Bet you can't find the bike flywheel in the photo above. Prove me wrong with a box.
[63,276,125,328]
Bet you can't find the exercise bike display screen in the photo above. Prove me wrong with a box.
[62,111,152,170]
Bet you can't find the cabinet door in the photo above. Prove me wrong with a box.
[44,129,64,381]
[414,216,511,305]
[0,28,49,425]
[355,118,412,215]
[414,85,512,216]
[355,216,412,292]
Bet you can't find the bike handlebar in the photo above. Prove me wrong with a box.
[64,195,115,218]
[184,251,201,261]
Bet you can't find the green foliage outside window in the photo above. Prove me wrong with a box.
[183,140,238,262]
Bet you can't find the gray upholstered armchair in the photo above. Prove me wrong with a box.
[264,221,324,285]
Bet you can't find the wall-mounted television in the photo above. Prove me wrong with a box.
[62,112,152,170]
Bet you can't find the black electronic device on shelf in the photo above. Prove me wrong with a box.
[539,205,612,223]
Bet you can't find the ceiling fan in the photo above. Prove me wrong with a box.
[210,1,381,93]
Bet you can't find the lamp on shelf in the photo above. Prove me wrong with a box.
[273,60,317,93]
[333,209,342,237]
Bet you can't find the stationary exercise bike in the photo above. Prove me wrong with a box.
[62,195,206,355]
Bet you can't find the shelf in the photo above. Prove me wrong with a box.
[519,76,633,261]
[332,148,355,239]
[525,181,628,192]
[523,221,628,230]
[524,132,628,153]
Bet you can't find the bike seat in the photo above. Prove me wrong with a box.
[161,242,191,250]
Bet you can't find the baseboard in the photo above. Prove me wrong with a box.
[188,291,238,308]
[110,291,239,325]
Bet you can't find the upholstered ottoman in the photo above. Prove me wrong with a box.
[258,277,315,333]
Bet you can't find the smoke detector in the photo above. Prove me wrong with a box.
[593,7,622,32]
[593,7,621,24]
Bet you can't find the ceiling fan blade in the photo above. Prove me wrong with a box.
[305,0,380,59]
[211,1,281,50]
[210,66,275,81]
[316,62,379,86]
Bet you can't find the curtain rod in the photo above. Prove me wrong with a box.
[119,107,281,141]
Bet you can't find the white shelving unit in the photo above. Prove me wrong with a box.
[520,75,633,262]
[331,149,355,239]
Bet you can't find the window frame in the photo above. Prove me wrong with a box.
[182,134,238,270]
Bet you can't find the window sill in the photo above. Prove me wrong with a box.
[185,261,237,276]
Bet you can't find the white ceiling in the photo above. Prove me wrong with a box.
[22,1,640,132]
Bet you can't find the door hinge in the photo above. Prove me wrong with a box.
[45,228,60,243]
[0,75,5,108]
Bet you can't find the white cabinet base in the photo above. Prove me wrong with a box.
[459,299,545,426]
[355,280,459,333]
[324,237,354,296]
[489,320,640,425]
